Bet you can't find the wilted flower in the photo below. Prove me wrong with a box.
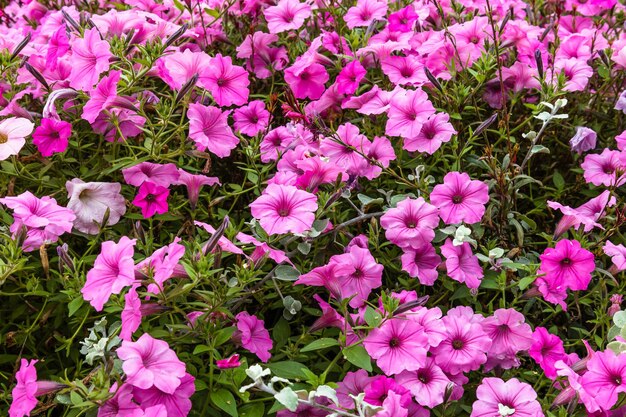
[569,126,597,154]
[66,179,126,234]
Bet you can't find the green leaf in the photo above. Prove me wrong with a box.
[301,338,339,352]
[343,344,372,372]
[266,361,310,379]
[275,387,299,412]
[240,403,265,417]
[614,311,626,328]
[214,327,236,346]
[530,145,550,155]
[275,265,300,281]
[211,389,239,417]
[517,276,536,291]
[193,344,212,355]
[364,306,382,328]
[68,297,83,317]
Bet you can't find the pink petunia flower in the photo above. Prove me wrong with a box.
[236,232,291,265]
[68,28,112,91]
[187,103,239,158]
[441,239,484,289]
[470,377,543,417]
[396,358,451,408]
[135,238,187,294]
[401,244,441,285]
[204,54,250,107]
[66,179,126,234]
[336,60,367,95]
[175,168,220,210]
[581,148,626,187]
[9,359,38,417]
[46,26,70,70]
[430,171,489,225]
[117,333,186,394]
[120,285,142,341]
[250,183,318,235]
[122,162,180,188]
[482,308,533,357]
[97,383,143,417]
[549,190,615,238]
[82,236,137,311]
[233,311,273,362]
[132,182,170,218]
[233,100,270,136]
[580,350,626,410]
[385,88,435,138]
[0,117,34,160]
[380,197,439,249]
[330,245,383,308]
[539,239,595,292]
[156,49,211,91]
[387,5,418,32]
[569,126,597,155]
[32,118,71,157]
[264,0,312,34]
[528,327,567,379]
[604,241,626,272]
[320,122,372,176]
[216,354,241,369]
[284,61,329,100]
[337,370,373,408]
[432,306,492,373]
[363,317,429,375]
[132,373,195,417]
[404,112,456,154]
[81,70,121,124]
[0,191,75,252]
[344,0,387,28]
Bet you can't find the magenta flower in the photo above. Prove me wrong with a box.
[441,239,484,289]
[9,359,38,417]
[264,0,312,34]
[482,308,533,356]
[400,244,441,285]
[581,148,626,187]
[132,182,170,218]
[132,373,195,417]
[69,28,112,91]
[388,5,418,32]
[32,118,71,157]
[380,197,439,249]
[81,70,120,123]
[233,100,270,136]
[364,317,429,375]
[336,60,367,95]
[470,377,543,417]
[233,311,273,362]
[236,232,291,266]
[385,89,436,138]
[187,103,239,158]
[396,358,451,408]
[309,294,345,332]
[66,179,126,234]
[82,236,137,311]
[528,327,567,379]
[216,354,241,369]
[344,0,387,28]
[204,54,250,107]
[337,370,373,408]
[404,113,456,154]
[120,285,142,341]
[570,126,597,154]
[122,162,180,188]
[580,350,626,410]
[320,123,372,176]
[539,239,595,292]
[175,168,220,210]
[430,171,489,224]
[135,238,187,294]
[117,333,186,394]
[432,307,492,373]
[330,246,383,308]
[294,156,349,192]
[0,117,34,160]
[46,26,70,70]
[0,191,75,252]
[284,61,329,100]
[250,183,318,235]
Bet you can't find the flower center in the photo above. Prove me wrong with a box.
[613,374,623,385]
[353,269,364,279]
[417,370,430,383]
[278,208,290,217]
[0,133,8,144]
[452,339,464,350]
[561,257,571,266]
[407,221,416,228]
[217,78,227,87]
[389,337,401,348]
[146,194,156,202]
[452,195,463,204]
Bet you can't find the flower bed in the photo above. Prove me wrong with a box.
[1,0,626,416]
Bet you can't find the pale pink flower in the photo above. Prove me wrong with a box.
[344,0,387,28]
[175,169,220,210]
[470,378,543,417]
[380,197,439,249]
[132,373,195,417]
[264,0,312,34]
[482,308,533,356]
[430,171,489,224]
[441,239,484,289]
[122,162,180,188]
[396,358,451,408]
[66,179,126,234]
[385,89,436,138]
[234,311,273,362]
[404,113,456,154]
[204,54,250,107]
[120,285,142,341]
[69,28,112,91]
[604,241,626,272]
[0,117,34,160]
[581,148,626,187]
